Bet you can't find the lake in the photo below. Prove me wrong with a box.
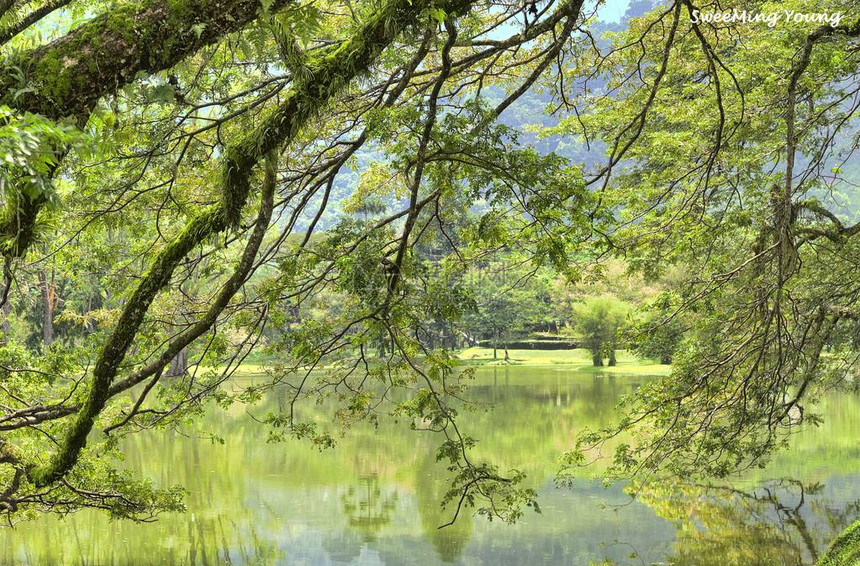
[2,365,858,565]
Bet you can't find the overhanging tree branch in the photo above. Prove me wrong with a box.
[26,0,475,489]
[0,0,296,263]
[2,0,294,119]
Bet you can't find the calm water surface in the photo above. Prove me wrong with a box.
[2,366,859,565]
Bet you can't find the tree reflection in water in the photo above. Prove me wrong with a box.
[341,474,399,542]
[604,478,860,566]
[416,454,474,563]
[3,369,858,565]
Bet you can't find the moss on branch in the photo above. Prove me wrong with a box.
[0,0,293,263]
[3,0,293,120]
[28,0,475,488]
[819,521,860,566]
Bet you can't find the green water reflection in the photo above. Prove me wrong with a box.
[2,366,858,565]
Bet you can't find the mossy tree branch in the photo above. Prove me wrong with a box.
[819,520,860,566]
[1,0,294,119]
[0,0,294,262]
[104,152,279,435]
[27,0,475,488]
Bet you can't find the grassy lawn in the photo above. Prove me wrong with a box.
[456,347,672,375]
[234,348,672,376]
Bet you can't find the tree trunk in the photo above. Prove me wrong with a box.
[85,293,95,334]
[0,298,9,344]
[592,351,603,366]
[503,330,510,361]
[40,268,54,347]
[608,348,617,366]
[1,260,10,343]
[166,347,188,377]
